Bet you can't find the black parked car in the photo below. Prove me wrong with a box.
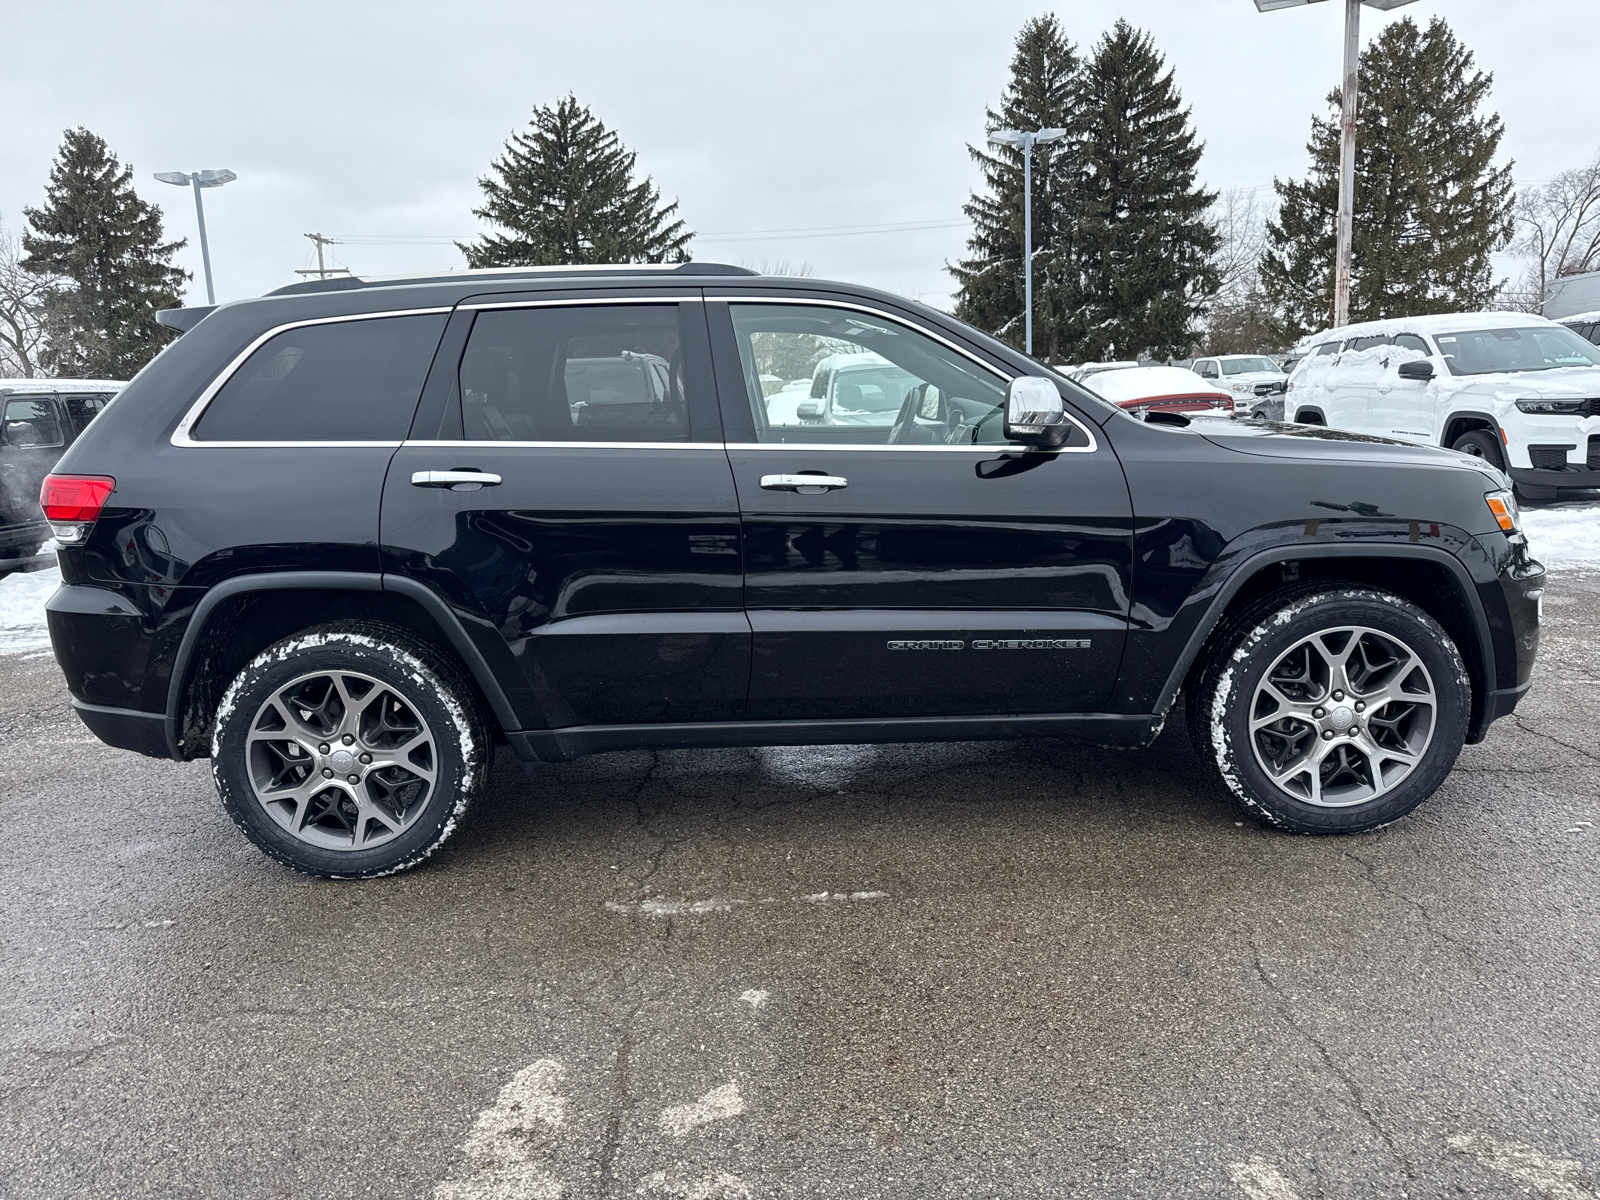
[1,380,122,573]
[42,264,1543,877]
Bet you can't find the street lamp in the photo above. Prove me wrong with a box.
[1253,0,1418,329]
[988,127,1068,356]
[153,169,237,305]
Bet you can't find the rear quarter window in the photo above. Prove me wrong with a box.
[192,313,446,442]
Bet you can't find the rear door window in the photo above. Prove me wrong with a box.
[2,397,64,447]
[192,313,446,442]
[1393,334,1430,354]
[455,304,690,442]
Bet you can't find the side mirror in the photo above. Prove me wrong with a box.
[1397,359,1435,381]
[1254,380,1288,396]
[1003,376,1072,446]
[796,400,822,422]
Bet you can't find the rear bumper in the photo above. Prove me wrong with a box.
[0,518,47,556]
[70,699,174,759]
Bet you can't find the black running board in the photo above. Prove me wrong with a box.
[506,712,1157,763]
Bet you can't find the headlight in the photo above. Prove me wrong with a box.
[1484,489,1519,533]
[1514,398,1587,415]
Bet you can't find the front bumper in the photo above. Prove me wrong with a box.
[1509,464,1600,492]
[1469,533,1543,739]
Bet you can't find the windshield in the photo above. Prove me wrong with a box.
[1434,326,1600,376]
[1221,357,1280,375]
[832,366,919,413]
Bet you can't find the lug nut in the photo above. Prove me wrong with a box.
[359,753,372,764]
[322,768,334,778]
[348,774,360,784]
[1332,689,1345,701]
[1322,730,1335,740]
[319,743,330,754]
[1312,707,1326,719]
[343,734,355,745]
[1354,701,1365,712]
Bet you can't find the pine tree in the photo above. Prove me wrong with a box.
[461,96,692,267]
[951,15,1083,363]
[21,128,188,378]
[1261,17,1514,339]
[1074,20,1218,362]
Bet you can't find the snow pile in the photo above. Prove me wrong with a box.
[0,564,59,655]
[1521,501,1600,567]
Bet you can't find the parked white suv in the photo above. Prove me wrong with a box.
[1284,312,1600,500]
[1189,355,1289,415]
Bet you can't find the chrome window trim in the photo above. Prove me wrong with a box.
[711,295,1097,453]
[402,439,721,451]
[459,295,703,311]
[722,441,1082,454]
[170,307,452,448]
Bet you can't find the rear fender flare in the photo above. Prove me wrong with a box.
[165,571,521,756]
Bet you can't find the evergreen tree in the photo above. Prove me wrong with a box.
[951,15,1083,363]
[1261,17,1514,339]
[1074,20,1218,362]
[461,96,692,267]
[21,128,188,378]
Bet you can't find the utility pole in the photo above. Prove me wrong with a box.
[295,233,350,280]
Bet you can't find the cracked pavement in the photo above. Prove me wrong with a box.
[1,570,1597,1199]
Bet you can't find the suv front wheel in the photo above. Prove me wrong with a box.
[1189,587,1470,833]
[212,622,491,878]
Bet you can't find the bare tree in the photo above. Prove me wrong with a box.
[1203,188,1280,353]
[0,218,56,378]
[1507,151,1600,313]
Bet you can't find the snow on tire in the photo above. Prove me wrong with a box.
[212,621,491,878]
[1194,587,1470,834]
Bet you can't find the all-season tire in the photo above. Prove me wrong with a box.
[212,621,490,878]
[1187,587,1470,834]
[1450,428,1506,472]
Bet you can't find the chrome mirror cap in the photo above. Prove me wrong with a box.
[1003,376,1071,445]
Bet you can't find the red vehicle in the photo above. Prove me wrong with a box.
[1076,365,1233,415]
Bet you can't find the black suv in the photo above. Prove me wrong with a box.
[1,381,120,573]
[42,264,1544,877]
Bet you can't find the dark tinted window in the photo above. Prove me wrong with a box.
[2,397,63,447]
[1393,333,1430,354]
[1348,335,1393,351]
[1315,343,1339,356]
[456,305,688,442]
[193,313,445,442]
[62,392,113,436]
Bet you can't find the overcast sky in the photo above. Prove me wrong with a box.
[3,0,1593,310]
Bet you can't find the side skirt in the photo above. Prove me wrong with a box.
[507,712,1158,764]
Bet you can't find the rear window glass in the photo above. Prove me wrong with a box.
[193,313,446,442]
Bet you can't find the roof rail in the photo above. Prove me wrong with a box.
[266,261,758,297]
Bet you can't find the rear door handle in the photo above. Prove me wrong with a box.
[760,473,848,491]
[411,469,503,491]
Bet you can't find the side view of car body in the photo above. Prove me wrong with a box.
[1284,311,1600,500]
[1,378,124,572]
[41,264,1543,877]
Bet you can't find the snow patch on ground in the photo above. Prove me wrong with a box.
[660,1082,745,1138]
[0,565,60,655]
[1522,501,1600,567]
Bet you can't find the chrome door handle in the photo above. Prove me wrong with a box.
[411,469,503,490]
[760,473,848,491]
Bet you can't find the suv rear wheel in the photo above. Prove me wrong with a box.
[212,622,490,878]
[1188,587,1469,833]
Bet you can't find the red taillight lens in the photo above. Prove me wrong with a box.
[40,474,116,522]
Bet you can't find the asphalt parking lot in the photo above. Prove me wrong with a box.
[1,570,1597,1200]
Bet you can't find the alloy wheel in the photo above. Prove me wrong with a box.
[1247,626,1437,808]
[245,669,438,850]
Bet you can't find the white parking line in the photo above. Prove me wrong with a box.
[434,1059,568,1200]
[1227,1158,1302,1200]
[661,1082,746,1138]
[1449,1132,1599,1199]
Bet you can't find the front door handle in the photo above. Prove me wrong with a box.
[760,473,848,492]
[411,469,503,491]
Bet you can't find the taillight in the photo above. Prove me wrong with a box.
[40,474,115,543]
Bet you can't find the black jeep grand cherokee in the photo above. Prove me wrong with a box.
[42,263,1543,877]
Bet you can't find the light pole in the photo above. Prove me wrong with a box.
[1253,0,1417,329]
[154,169,237,304]
[988,127,1068,356]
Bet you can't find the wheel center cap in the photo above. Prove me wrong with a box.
[329,749,356,773]
[1328,705,1355,731]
